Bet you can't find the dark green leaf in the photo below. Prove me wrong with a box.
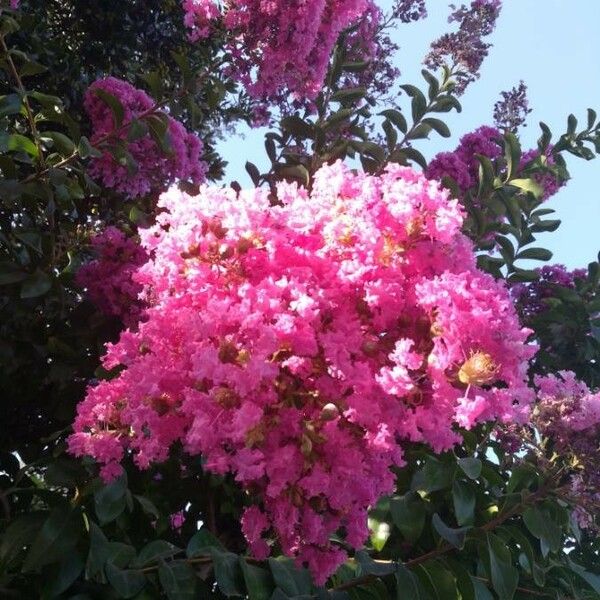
[395,564,428,600]
[158,560,197,600]
[457,457,482,480]
[42,552,84,598]
[389,492,426,543]
[210,549,244,597]
[515,247,552,261]
[0,93,22,117]
[431,514,471,549]
[94,88,125,128]
[94,472,128,525]
[240,559,273,600]
[78,136,102,159]
[268,557,312,597]
[132,541,180,568]
[20,269,52,298]
[105,561,146,598]
[331,87,367,103]
[422,118,451,138]
[487,532,518,600]
[452,480,476,526]
[281,116,313,138]
[379,109,407,134]
[522,507,561,555]
[22,506,82,571]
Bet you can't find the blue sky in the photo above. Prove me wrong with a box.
[217,0,600,269]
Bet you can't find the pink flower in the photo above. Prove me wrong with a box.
[84,77,206,198]
[70,161,533,583]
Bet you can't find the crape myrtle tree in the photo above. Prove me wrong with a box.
[0,0,599,598]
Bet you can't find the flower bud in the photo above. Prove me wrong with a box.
[458,352,498,386]
[320,403,340,421]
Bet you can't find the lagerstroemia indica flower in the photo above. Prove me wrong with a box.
[84,77,206,198]
[70,161,534,583]
[183,0,375,101]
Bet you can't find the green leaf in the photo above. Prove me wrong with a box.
[281,115,313,138]
[515,247,552,261]
[22,506,82,572]
[105,561,146,598]
[186,528,225,558]
[275,164,310,187]
[20,269,52,299]
[94,88,125,128]
[78,136,102,159]
[331,87,367,103]
[158,560,197,600]
[29,91,63,109]
[395,564,428,600]
[43,131,75,155]
[245,161,261,186]
[379,109,407,134]
[567,559,600,593]
[487,532,518,600]
[210,549,244,597]
[268,557,312,597]
[419,560,459,600]
[132,541,180,568]
[452,480,476,526]
[510,178,543,199]
[134,494,160,519]
[429,95,461,113]
[0,93,22,117]
[470,576,494,600]
[0,132,39,157]
[503,132,521,181]
[522,507,561,556]
[0,512,46,565]
[389,492,426,543]
[240,559,273,600]
[146,114,172,154]
[400,84,427,122]
[355,550,395,576]
[41,552,84,599]
[0,261,27,285]
[85,522,109,579]
[530,219,560,233]
[94,472,128,525]
[422,118,451,138]
[457,457,482,480]
[127,119,149,142]
[412,456,454,493]
[382,119,398,151]
[431,514,471,549]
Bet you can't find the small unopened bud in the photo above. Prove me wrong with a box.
[236,237,254,254]
[218,340,238,364]
[300,433,313,457]
[458,352,499,386]
[213,386,240,409]
[320,403,340,421]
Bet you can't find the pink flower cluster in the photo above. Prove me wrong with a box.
[534,371,600,529]
[76,226,148,327]
[70,162,534,582]
[84,77,206,198]
[427,125,502,193]
[182,0,374,100]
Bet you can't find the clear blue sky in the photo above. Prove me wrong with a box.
[217,0,600,269]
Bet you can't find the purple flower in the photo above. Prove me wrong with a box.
[424,0,502,94]
[493,81,532,132]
